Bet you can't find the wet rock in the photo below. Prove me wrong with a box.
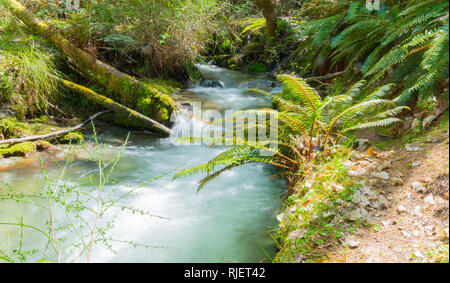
[198,78,224,88]
[412,182,426,193]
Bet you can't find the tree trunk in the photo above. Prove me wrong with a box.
[2,0,176,125]
[56,78,173,136]
[255,0,278,39]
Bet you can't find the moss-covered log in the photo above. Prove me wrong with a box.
[0,110,111,146]
[2,0,176,124]
[57,78,173,135]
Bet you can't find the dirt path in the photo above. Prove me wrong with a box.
[327,125,449,263]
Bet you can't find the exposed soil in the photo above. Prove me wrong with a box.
[326,124,449,263]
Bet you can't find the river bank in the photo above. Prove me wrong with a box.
[0,65,287,263]
[274,112,449,263]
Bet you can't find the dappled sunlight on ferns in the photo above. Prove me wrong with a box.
[292,0,449,109]
[175,76,408,191]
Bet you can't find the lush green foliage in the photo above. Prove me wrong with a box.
[292,0,449,108]
[0,11,61,118]
[175,75,407,190]
[24,0,229,80]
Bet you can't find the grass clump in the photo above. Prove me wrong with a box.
[0,11,61,118]
[0,117,32,139]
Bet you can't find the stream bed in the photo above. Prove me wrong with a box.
[0,65,285,263]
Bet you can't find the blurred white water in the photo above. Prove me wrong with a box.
[0,65,284,263]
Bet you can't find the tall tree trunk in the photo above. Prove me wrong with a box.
[2,0,176,125]
[255,0,278,39]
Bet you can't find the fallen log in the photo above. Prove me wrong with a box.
[56,77,173,136]
[0,110,112,146]
[2,0,176,124]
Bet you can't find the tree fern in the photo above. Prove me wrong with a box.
[291,0,449,108]
[174,76,406,190]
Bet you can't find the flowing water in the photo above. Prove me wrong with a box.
[0,65,285,263]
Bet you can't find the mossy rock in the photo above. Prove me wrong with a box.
[58,132,84,144]
[0,142,36,158]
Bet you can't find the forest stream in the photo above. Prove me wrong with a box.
[0,65,285,263]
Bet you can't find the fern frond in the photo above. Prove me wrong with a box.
[277,75,322,111]
[341,118,403,133]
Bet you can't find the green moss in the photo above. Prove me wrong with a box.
[0,117,33,139]
[137,97,153,117]
[245,63,270,73]
[58,131,84,144]
[31,116,49,123]
[156,108,169,122]
[0,142,36,157]
[110,113,147,129]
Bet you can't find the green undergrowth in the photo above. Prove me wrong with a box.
[208,16,296,71]
[0,10,62,118]
[274,150,367,263]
